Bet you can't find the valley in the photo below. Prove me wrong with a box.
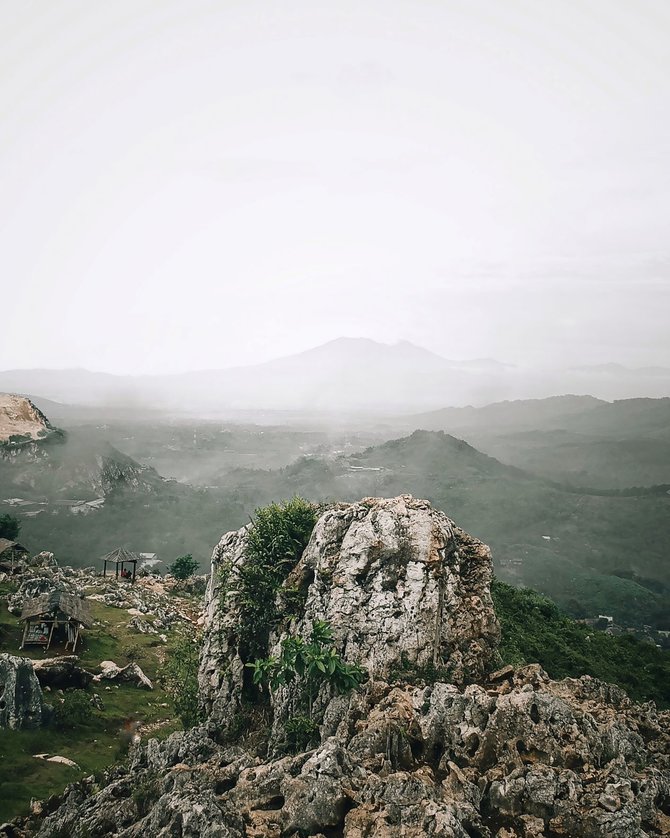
[1,393,668,630]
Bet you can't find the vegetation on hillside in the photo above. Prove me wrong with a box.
[0,584,185,822]
[169,553,199,580]
[159,629,203,729]
[225,496,318,666]
[492,579,670,707]
[0,513,20,541]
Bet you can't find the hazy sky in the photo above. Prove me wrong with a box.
[1,0,669,374]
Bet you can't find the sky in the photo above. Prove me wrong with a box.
[1,0,669,374]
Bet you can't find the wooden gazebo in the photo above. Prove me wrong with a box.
[20,589,92,653]
[102,547,139,582]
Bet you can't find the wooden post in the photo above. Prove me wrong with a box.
[72,625,80,654]
[116,562,119,579]
[103,560,107,578]
[46,620,56,651]
[132,561,136,583]
[20,621,28,650]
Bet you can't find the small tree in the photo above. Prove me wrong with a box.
[170,553,198,580]
[0,514,20,541]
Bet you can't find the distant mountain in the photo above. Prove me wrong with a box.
[0,339,519,412]
[398,394,606,433]
[1,339,668,413]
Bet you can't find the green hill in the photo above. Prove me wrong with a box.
[492,580,670,707]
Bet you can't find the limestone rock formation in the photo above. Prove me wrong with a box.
[200,496,500,737]
[0,394,53,444]
[0,653,44,729]
[8,497,670,838]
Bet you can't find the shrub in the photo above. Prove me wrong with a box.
[234,497,317,662]
[247,620,366,717]
[284,715,319,752]
[52,689,93,730]
[159,630,203,728]
[0,514,20,541]
[169,553,199,580]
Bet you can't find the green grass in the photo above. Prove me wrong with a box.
[0,591,185,822]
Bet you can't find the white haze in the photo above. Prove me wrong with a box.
[1,1,669,376]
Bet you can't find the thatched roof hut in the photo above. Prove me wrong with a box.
[20,590,93,628]
[19,589,92,652]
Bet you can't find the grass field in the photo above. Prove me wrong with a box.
[0,585,185,822]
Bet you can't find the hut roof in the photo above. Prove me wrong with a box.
[101,547,139,564]
[0,538,29,555]
[20,589,93,628]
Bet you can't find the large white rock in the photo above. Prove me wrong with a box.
[199,496,499,736]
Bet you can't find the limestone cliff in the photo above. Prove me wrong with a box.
[9,497,670,838]
[0,394,54,445]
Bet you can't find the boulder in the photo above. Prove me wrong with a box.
[32,656,94,690]
[93,661,153,690]
[0,653,44,729]
[200,495,500,736]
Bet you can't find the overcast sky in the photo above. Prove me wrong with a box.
[1,0,669,374]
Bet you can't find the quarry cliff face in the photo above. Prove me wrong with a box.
[0,394,53,445]
[14,497,670,838]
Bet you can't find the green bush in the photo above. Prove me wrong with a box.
[159,631,203,728]
[169,553,199,580]
[52,689,93,730]
[284,715,319,752]
[492,579,670,707]
[0,514,20,541]
[233,497,317,662]
[247,620,366,718]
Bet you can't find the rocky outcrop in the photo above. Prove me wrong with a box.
[17,665,670,837]
[8,497,670,837]
[200,496,499,737]
[0,394,53,445]
[0,653,44,729]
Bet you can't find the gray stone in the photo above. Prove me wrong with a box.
[0,653,44,729]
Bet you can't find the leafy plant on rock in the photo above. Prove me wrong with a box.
[233,497,318,663]
[247,620,366,719]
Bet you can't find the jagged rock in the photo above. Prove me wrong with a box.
[128,616,158,635]
[0,653,44,729]
[32,656,94,690]
[29,552,58,569]
[93,661,153,690]
[200,496,499,737]
[8,498,670,837]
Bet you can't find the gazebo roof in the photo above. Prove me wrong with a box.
[20,589,93,628]
[101,547,139,564]
[0,538,29,555]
